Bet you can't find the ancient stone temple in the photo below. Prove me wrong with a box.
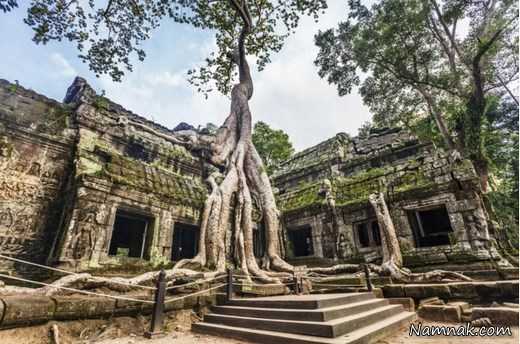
[274,129,506,271]
[0,77,507,277]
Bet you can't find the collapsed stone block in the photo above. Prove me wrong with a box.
[471,307,519,326]
[419,297,443,306]
[418,304,445,322]
[418,304,461,323]
[387,297,415,312]
[449,282,478,300]
[383,285,405,298]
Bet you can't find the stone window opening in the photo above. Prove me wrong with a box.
[287,225,314,257]
[108,210,152,259]
[171,222,199,261]
[408,205,453,247]
[354,219,381,248]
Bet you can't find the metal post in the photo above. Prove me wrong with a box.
[145,269,166,339]
[226,268,233,302]
[293,272,300,295]
[363,264,373,292]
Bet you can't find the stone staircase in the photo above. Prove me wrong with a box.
[193,292,415,344]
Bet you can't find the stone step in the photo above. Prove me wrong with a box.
[212,298,390,322]
[193,311,416,344]
[225,293,375,310]
[204,304,404,338]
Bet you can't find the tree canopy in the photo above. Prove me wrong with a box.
[314,0,518,192]
[252,121,294,175]
[3,0,326,96]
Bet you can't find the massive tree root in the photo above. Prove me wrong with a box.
[0,267,220,296]
[0,2,292,296]
[172,4,292,284]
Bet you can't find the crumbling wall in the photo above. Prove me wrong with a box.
[276,127,501,270]
[52,78,208,270]
[0,80,75,277]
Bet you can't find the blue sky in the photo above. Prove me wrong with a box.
[0,2,372,151]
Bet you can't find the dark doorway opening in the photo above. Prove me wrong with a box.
[354,219,381,248]
[408,206,453,247]
[171,223,199,261]
[288,226,313,257]
[108,210,151,259]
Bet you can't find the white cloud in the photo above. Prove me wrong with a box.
[49,53,77,78]
[95,1,371,151]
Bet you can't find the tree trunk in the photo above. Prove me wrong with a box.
[368,192,471,283]
[173,7,292,283]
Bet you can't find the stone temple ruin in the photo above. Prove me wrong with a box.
[0,77,513,280]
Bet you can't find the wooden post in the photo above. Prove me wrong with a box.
[293,272,300,295]
[145,269,166,339]
[226,268,233,302]
[363,264,373,292]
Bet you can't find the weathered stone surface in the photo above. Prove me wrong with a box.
[0,76,509,280]
[449,282,478,299]
[383,285,405,298]
[53,296,115,320]
[387,297,415,312]
[474,282,501,300]
[447,301,471,314]
[238,283,289,296]
[418,304,461,323]
[471,307,519,326]
[403,284,451,300]
[496,281,519,299]
[419,297,443,306]
[114,295,153,315]
[418,305,445,322]
[1,295,55,326]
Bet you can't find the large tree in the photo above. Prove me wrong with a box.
[1,0,327,286]
[252,121,294,175]
[314,0,518,192]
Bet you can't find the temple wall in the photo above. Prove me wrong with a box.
[278,128,504,271]
[52,79,208,270]
[0,80,75,276]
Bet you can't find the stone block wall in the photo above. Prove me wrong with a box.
[0,80,75,277]
[277,127,503,271]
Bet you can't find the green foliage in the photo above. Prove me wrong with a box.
[252,121,295,175]
[14,0,326,93]
[314,0,518,154]
[315,0,518,242]
[0,0,17,12]
[93,96,110,111]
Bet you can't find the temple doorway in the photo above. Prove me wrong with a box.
[171,222,199,261]
[288,225,314,257]
[108,210,151,259]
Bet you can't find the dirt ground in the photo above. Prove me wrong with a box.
[374,319,518,344]
[0,316,517,344]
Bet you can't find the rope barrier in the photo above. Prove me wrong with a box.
[165,275,226,291]
[312,283,364,288]
[164,283,226,304]
[0,254,155,290]
[0,273,155,304]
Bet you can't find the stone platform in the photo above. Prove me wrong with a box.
[193,292,415,344]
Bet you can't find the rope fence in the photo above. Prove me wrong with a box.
[165,275,226,291]
[0,254,156,291]
[0,273,155,304]
[164,283,226,303]
[0,256,374,338]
